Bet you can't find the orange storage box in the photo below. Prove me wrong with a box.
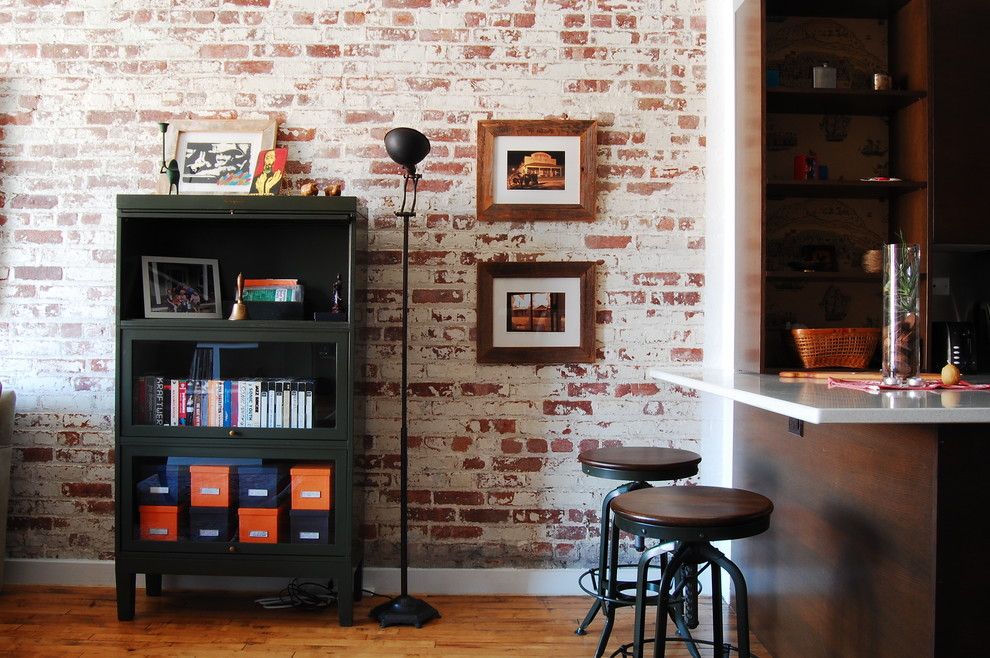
[290,464,334,510]
[238,507,286,544]
[190,464,234,507]
[139,505,182,542]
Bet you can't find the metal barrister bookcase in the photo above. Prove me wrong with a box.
[114,195,366,624]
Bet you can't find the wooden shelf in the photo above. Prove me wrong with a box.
[766,179,926,199]
[767,0,910,18]
[765,271,881,283]
[767,88,925,116]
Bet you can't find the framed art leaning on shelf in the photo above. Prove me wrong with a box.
[141,256,222,318]
[156,119,277,195]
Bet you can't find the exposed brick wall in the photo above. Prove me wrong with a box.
[0,1,707,566]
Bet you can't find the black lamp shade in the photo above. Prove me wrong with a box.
[384,127,431,174]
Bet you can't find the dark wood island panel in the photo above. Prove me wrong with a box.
[733,402,987,657]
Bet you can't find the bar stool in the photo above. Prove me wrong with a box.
[576,447,702,658]
[609,486,773,658]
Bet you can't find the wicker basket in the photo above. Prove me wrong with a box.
[790,328,880,369]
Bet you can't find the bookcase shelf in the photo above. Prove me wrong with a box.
[114,195,366,625]
[766,88,926,116]
[766,179,926,199]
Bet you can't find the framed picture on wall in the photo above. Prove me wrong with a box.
[477,261,596,364]
[156,119,278,195]
[476,119,597,222]
[141,256,222,318]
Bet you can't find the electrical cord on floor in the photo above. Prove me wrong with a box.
[255,579,338,610]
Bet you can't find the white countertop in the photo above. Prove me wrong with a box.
[649,369,990,424]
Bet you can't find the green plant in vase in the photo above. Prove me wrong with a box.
[881,237,921,386]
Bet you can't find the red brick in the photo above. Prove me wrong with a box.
[306,45,340,58]
[585,235,632,249]
[615,383,660,397]
[543,400,593,416]
[493,457,543,472]
[224,60,273,74]
[15,266,62,280]
[62,483,112,498]
[431,526,483,540]
[435,491,485,505]
[460,508,510,523]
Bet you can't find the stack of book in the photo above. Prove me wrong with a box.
[242,278,303,303]
[133,376,315,429]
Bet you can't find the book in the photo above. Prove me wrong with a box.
[241,285,303,302]
[244,278,298,287]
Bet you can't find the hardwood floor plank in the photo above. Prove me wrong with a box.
[0,586,772,657]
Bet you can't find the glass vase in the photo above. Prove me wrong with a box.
[881,243,921,386]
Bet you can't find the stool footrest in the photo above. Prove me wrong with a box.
[610,637,759,658]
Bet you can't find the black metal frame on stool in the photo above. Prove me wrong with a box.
[613,515,771,658]
[370,127,440,629]
[576,458,700,658]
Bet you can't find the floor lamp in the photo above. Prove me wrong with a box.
[370,127,441,628]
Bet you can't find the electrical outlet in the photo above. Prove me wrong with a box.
[932,277,951,296]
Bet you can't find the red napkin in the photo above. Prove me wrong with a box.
[827,378,990,392]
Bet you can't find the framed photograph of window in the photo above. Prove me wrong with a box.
[156,119,278,195]
[476,119,597,222]
[141,256,222,319]
[477,261,596,364]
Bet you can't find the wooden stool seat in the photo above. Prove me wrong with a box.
[578,447,701,482]
[611,485,773,530]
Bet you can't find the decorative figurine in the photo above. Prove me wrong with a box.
[228,272,249,321]
[158,122,180,195]
[331,273,345,314]
[323,183,342,197]
[300,182,318,196]
[313,273,346,321]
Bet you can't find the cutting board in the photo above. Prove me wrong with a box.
[779,371,943,382]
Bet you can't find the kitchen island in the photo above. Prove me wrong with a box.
[650,370,990,658]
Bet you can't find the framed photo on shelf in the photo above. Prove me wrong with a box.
[141,256,223,319]
[156,119,277,195]
[477,261,596,364]
[476,119,597,222]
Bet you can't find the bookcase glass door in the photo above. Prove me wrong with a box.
[121,330,348,440]
[123,452,342,553]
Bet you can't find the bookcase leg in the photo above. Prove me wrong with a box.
[116,567,136,621]
[353,561,364,602]
[145,573,162,597]
[337,569,354,627]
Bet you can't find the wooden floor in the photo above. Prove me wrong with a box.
[0,585,771,657]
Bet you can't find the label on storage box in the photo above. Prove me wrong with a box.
[199,529,219,538]
[299,532,320,540]
[148,528,168,536]
[249,530,269,538]
[150,486,169,495]
[247,489,268,497]
[300,491,321,499]
[200,487,221,495]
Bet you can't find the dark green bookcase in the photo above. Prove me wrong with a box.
[114,195,367,624]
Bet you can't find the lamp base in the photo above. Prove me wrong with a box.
[370,594,441,628]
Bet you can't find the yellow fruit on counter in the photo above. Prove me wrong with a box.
[941,363,961,386]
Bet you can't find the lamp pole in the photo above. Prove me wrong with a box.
[371,131,440,628]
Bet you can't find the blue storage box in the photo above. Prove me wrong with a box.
[189,507,234,542]
[237,465,289,508]
[136,465,190,506]
[290,509,333,544]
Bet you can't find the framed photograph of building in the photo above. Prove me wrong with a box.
[156,119,278,195]
[476,119,597,222]
[141,256,222,318]
[477,261,596,364]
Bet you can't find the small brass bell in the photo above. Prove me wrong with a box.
[229,272,249,321]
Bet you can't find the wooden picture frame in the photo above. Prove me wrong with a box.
[477,261,596,364]
[156,119,278,195]
[476,119,597,222]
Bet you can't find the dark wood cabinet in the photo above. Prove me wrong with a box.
[113,195,367,624]
[929,1,990,245]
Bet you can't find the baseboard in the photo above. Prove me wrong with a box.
[3,558,588,595]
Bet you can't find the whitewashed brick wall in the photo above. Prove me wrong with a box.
[0,0,707,566]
